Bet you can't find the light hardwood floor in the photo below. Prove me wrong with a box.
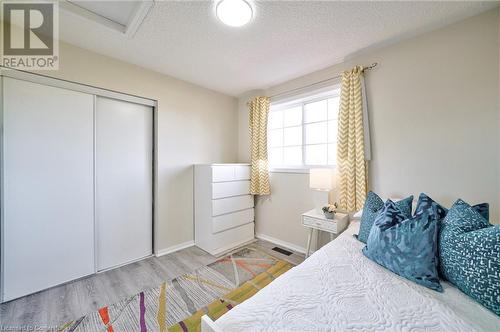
[0,240,304,330]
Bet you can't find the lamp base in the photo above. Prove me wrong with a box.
[313,190,329,214]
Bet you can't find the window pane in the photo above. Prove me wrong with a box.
[269,129,283,147]
[304,100,327,123]
[269,147,283,166]
[305,144,327,165]
[283,106,302,127]
[328,144,337,165]
[328,97,340,119]
[305,122,327,144]
[283,146,302,165]
[328,120,338,143]
[283,126,302,146]
[268,111,283,129]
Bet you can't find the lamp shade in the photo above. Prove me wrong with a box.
[309,168,334,191]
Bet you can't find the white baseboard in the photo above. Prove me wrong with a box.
[155,240,195,257]
[255,233,306,254]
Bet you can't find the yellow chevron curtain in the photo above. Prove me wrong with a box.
[337,66,368,211]
[249,96,271,195]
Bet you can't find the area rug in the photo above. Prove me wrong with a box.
[55,247,294,332]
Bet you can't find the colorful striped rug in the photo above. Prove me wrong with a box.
[55,247,294,332]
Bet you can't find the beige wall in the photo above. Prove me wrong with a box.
[238,9,500,251]
[35,42,238,253]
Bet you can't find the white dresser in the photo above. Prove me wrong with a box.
[194,164,255,256]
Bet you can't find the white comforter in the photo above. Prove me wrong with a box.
[216,221,500,331]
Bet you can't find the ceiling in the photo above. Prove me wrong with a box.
[67,1,141,26]
[59,1,499,96]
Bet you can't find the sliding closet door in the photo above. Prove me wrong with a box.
[96,97,153,270]
[2,78,95,301]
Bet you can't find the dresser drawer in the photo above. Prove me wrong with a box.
[212,166,235,182]
[234,166,251,181]
[212,195,254,216]
[212,181,250,199]
[212,208,254,234]
[209,223,255,255]
[212,165,251,182]
[302,216,338,233]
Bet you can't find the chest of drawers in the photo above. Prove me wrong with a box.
[194,164,255,256]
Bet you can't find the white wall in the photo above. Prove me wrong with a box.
[238,9,500,251]
[33,41,238,253]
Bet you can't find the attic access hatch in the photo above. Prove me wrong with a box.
[60,0,153,38]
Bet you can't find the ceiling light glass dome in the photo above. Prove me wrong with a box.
[216,0,253,27]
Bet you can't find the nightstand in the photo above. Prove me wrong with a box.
[301,209,349,258]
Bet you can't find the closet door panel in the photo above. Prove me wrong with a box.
[96,97,153,271]
[2,78,95,301]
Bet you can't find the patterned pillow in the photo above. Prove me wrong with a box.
[415,193,490,221]
[439,200,499,315]
[474,203,490,222]
[363,200,442,291]
[454,199,490,222]
[414,193,448,220]
[357,192,413,243]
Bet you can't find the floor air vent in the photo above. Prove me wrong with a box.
[272,246,293,256]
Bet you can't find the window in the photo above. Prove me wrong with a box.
[268,88,340,171]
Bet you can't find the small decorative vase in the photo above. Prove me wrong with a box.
[323,211,335,219]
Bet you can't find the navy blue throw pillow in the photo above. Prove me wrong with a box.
[357,192,413,243]
[415,193,490,222]
[363,200,443,292]
[439,199,499,315]
[414,193,448,221]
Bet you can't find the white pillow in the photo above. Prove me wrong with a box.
[352,209,363,219]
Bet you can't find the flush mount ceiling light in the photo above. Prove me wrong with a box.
[216,0,253,27]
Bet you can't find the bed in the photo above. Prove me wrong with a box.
[201,221,500,331]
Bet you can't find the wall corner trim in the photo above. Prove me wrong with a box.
[155,241,195,257]
[255,233,306,254]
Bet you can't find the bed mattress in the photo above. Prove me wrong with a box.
[215,221,500,331]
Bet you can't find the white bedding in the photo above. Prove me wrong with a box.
[215,221,500,331]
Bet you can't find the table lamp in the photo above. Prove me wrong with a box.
[309,168,334,213]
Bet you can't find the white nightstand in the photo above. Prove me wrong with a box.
[301,209,349,258]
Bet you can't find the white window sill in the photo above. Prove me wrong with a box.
[269,166,336,174]
[269,168,310,174]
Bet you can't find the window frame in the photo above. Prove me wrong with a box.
[268,88,340,173]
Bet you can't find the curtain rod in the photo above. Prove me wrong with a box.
[268,62,378,100]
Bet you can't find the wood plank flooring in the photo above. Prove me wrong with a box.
[0,240,304,330]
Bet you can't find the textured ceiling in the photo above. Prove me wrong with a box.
[68,1,141,26]
[59,1,499,96]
